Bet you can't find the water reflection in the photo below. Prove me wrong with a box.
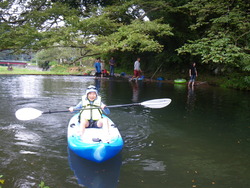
[17,76,43,98]
[173,83,186,92]
[68,148,122,188]
[131,81,139,102]
[187,86,196,112]
[95,78,101,92]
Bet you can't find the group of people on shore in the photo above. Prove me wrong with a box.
[94,57,143,79]
[94,57,116,77]
[93,56,198,87]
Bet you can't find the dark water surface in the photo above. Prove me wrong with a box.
[0,75,249,188]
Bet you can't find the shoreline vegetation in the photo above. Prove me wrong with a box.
[0,65,249,91]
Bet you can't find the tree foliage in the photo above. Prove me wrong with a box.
[177,0,250,71]
[0,0,249,76]
[0,0,173,57]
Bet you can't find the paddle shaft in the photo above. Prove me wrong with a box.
[15,98,171,120]
[107,103,140,108]
[42,110,71,114]
[42,99,170,114]
[41,103,141,114]
[37,99,171,114]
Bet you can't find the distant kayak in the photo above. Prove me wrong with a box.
[67,113,124,163]
[174,79,187,84]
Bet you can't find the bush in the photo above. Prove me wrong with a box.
[222,75,250,90]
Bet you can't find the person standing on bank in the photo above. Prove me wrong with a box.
[94,57,102,77]
[132,57,142,79]
[188,62,198,87]
[109,57,116,76]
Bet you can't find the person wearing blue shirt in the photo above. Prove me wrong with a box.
[94,58,102,77]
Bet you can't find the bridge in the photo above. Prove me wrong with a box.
[0,60,27,66]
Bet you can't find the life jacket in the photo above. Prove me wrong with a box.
[80,95,103,120]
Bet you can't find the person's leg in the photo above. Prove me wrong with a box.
[189,75,194,87]
[131,70,136,79]
[100,118,109,133]
[110,66,114,76]
[137,70,140,78]
[80,119,89,138]
[192,75,196,86]
[96,119,103,128]
[98,118,110,142]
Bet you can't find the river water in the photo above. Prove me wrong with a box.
[0,75,249,188]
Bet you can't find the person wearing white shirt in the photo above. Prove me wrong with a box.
[132,57,142,79]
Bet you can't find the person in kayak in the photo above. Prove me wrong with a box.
[68,85,110,138]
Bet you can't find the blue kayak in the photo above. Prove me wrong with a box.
[67,113,123,163]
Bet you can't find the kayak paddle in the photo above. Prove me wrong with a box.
[15,98,171,121]
[107,98,171,109]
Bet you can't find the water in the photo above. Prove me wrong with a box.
[0,75,249,188]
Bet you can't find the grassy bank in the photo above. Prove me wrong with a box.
[0,65,91,75]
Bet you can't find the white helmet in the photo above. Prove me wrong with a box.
[86,85,98,95]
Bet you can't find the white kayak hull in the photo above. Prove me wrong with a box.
[67,113,123,163]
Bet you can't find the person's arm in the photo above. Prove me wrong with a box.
[100,102,106,110]
[100,102,110,115]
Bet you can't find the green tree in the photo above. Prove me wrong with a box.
[177,0,250,71]
[1,0,173,58]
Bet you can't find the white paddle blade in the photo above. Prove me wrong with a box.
[141,98,172,108]
[15,108,43,121]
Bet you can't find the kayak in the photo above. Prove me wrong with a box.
[67,113,123,163]
[174,79,187,84]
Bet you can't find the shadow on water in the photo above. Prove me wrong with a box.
[68,148,122,188]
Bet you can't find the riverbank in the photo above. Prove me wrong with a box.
[0,65,249,91]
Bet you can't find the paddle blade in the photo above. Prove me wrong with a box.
[15,108,43,120]
[141,98,171,108]
[103,107,110,115]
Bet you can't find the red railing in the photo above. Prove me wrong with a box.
[0,60,27,65]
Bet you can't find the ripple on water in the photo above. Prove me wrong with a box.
[1,123,26,131]
[141,159,166,171]
[1,123,42,143]
[14,177,36,188]
[0,123,43,154]
[14,130,41,143]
